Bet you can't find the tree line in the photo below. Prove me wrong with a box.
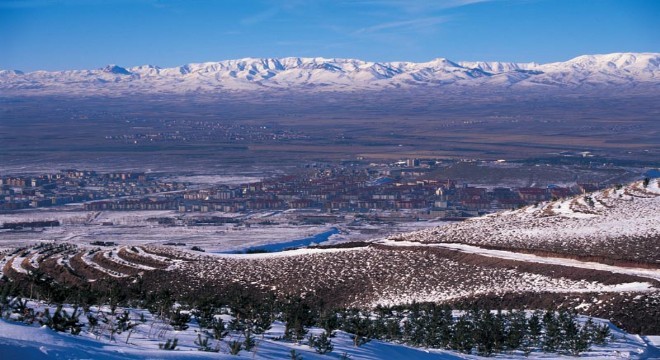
[1,275,611,357]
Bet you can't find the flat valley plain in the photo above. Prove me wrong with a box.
[1,89,658,173]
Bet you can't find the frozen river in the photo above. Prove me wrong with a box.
[219,227,341,254]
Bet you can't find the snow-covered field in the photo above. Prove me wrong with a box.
[0,209,448,253]
[162,175,263,185]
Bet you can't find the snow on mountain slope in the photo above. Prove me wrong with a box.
[394,179,660,265]
[1,53,658,95]
[524,53,660,86]
[458,60,540,73]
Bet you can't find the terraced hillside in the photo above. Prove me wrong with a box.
[1,242,658,331]
[394,179,660,266]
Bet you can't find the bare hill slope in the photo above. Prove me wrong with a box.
[394,179,660,265]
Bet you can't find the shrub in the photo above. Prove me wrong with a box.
[195,334,219,352]
[40,305,83,335]
[159,338,178,350]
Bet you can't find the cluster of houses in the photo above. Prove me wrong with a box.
[84,167,597,219]
[0,170,185,211]
[2,166,602,219]
[200,167,601,217]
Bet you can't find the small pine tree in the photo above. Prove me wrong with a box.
[451,314,474,354]
[527,311,543,347]
[492,310,507,352]
[506,310,528,351]
[401,318,413,343]
[169,308,191,331]
[10,298,31,322]
[248,309,273,335]
[558,310,580,354]
[289,349,303,360]
[243,329,256,351]
[282,296,314,341]
[119,311,138,344]
[348,315,372,347]
[521,312,541,356]
[439,306,454,349]
[228,317,246,332]
[408,313,427,347]
[319,311,339,337]
[211,317,228,340]
[87,313,99,332]
[593,323,611,345]
[582,318,596,342]
[472,309,495,356]
[228,340,242,355]
[385,318,403,342]
[542,311,561,353]
[312,331,334,354]
[193,305,215,329]
[571,324,592,355]
[116,310,132,332]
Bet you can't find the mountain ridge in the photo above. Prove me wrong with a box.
[1,52,659,95]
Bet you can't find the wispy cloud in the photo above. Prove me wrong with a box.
[240,7,280,26]
[347,0,496,13]
[354,16,448,35]
[0,0,171,8]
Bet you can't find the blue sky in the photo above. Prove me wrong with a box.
[1,0,658,71]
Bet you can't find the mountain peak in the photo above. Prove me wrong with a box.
[0,70,24,76]
[102,64,132,75]
[423,57,460,67]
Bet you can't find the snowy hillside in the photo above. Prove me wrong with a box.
[0,316,467,360]
[1,300,658,360]
[1,53,658,95]
[394,179,660,265]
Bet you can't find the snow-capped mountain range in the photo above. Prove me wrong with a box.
[1,52,658,95]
